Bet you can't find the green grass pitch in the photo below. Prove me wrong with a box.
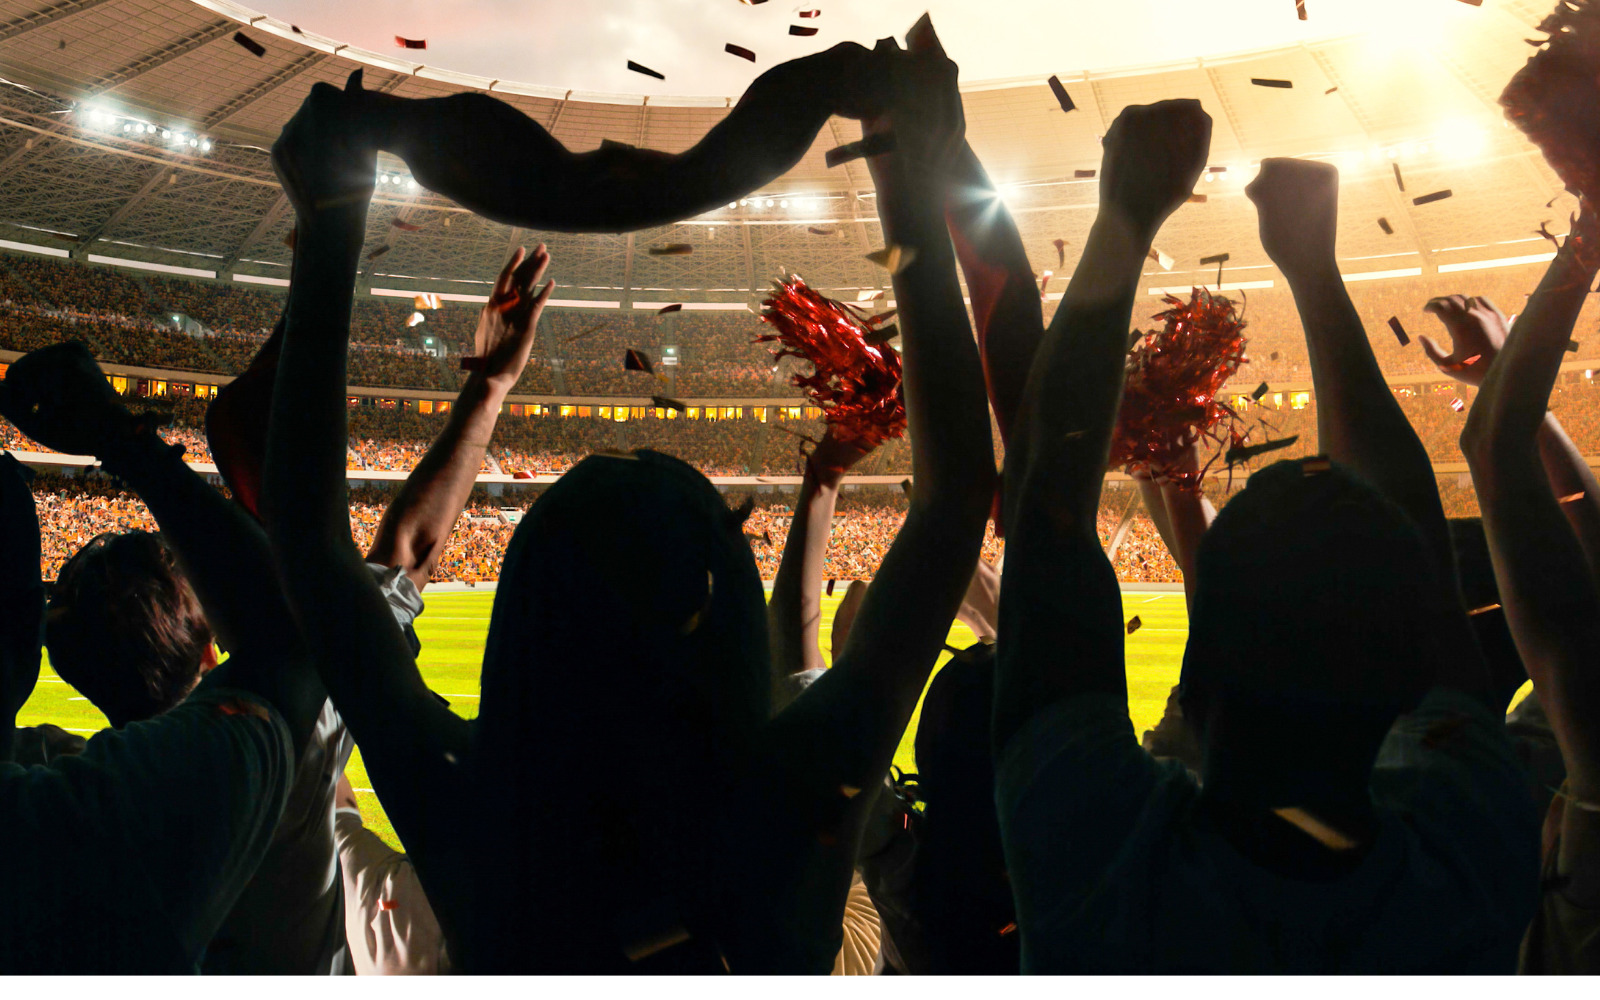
[16,590,1192,850]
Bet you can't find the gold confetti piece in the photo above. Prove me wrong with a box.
[1188,193,1208,203]
[414,293,441,310]
[725,43,756,61]
[1126,616,1143,635]
[1559,491,1587,504]
[627,60,665,80]
[840,784,862,798]
[1413,189,1452,206]
[789,24,819,36]
[1469,601,1502,615]
[1302,455,1332,475]
[865,245,917,274]
[648,243,693,256]
[391,218,422,232]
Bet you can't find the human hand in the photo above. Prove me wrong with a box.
[1420,295,1508,388]
[1098,100,1211,240]
[1245,158,1339,278]
[474,245,555,394]
[807,426,873,488]
[0,341,135,457]
[0,452,43,722]
[272,69,376,223]
[859,17,964,176]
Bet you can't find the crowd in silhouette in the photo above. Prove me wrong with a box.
[2,21,1599,976]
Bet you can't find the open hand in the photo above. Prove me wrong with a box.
[474,245,555,392]
[1099,100,1212,239]
[0,341,134,457]
[1246,158,1339,277]
[1420,294,1508,388]
[272,69,376,223]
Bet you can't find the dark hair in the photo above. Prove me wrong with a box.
[1449,516,1525,711]
[1182,458,1442,716]
[468,449,770,970]
[45,531,211,727]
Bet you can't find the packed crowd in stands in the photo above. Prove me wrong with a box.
[8,45,1600,978]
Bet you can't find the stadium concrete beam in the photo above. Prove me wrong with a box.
[1311,48,1433,273]
[824,117,878,274]
[201,50,330,132]
[0,0,118,45]
[219,191,291,277]
[620,232,635,309]
[737,206,756,298]
[69,163,173,259]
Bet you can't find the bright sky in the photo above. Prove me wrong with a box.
[249,0,1495,96]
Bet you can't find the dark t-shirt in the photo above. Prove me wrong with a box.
[997,687,1541,973]
[0,686,293,973]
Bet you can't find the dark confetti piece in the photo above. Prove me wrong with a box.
[651,395,687,412]
[365,244,391,260]
[233,31,266,57]
[1378,217,1394,234]
[725,43,756,62]
[1388,316,1409,345]
[1126,616,1143,634]
[648,244,693,256]
[1200,252,1231,265]
[627,60,665,80]
[1225,435,1300,466]
[1392,162,1405,191]
[789,24,819,36]
[1048,75,1076,112]
[1251,382,1269,400]
[624,349,655,374]
[658,303,683,314]
[1251,78,1293,88]
[395,36,426,49]
[1075,169,1097,178]
[825,131,896,168]
[1413,189,1452,206]
[390,218,422,232]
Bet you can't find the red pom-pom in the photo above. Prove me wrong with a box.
[1109,287,1249,491]
[755,276,907,450]
[1502,0,1600,205]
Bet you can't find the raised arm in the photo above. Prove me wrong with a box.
[993,100,1211,749]
[351,44,887,233]
[1460,212,1600,906]
[366,248,553,590]
[0,343,324,746]
[1245,159,1487,698]
[259,78,469,856]
[767,431,870,692]
[1421,293,1600,584]
[772,22,993,786]
[0,452,43,762]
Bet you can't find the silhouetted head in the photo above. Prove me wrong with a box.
[1180,459,1444,805]
[471,450,770,967]
[1449,516,1525,711]
[46,530,212,728]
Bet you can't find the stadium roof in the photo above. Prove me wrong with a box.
[0,0,1576,304]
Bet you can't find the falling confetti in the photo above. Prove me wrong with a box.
[627,60,665,80]
[624,349,655,374]
[1251,78,1293,88]
[395,36,427,49]
[1052,238,1067,267]
[391,218,422,232]
[1047,75,1076,112]
[1075,169,1097,178]
[366,244,391,261]
[865,245,917,274]
[648,244,694,256]
[406,312,426,327]
[825,132,896,168]
[1392,162,1405,191]
[1378,217,1394,234]
[1225,435,1300,466]
[651,395,688,412]
[1126,616,1143,635]
[789,24,819,35]
[1251,382,1270,400]
[1388,316,1409,345]
[725,43,757,62]
[233,31,266,57]
[658,303,683,314]
[1413,190,1453,206]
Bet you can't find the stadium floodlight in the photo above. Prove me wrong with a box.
[161,129,170,139]
[765,199,774,208]
[727,202,737,209]
[201,140,211,152]
[188,138,198,148]
[779,199,789,208]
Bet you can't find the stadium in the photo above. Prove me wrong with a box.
[0,0,1596,975]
